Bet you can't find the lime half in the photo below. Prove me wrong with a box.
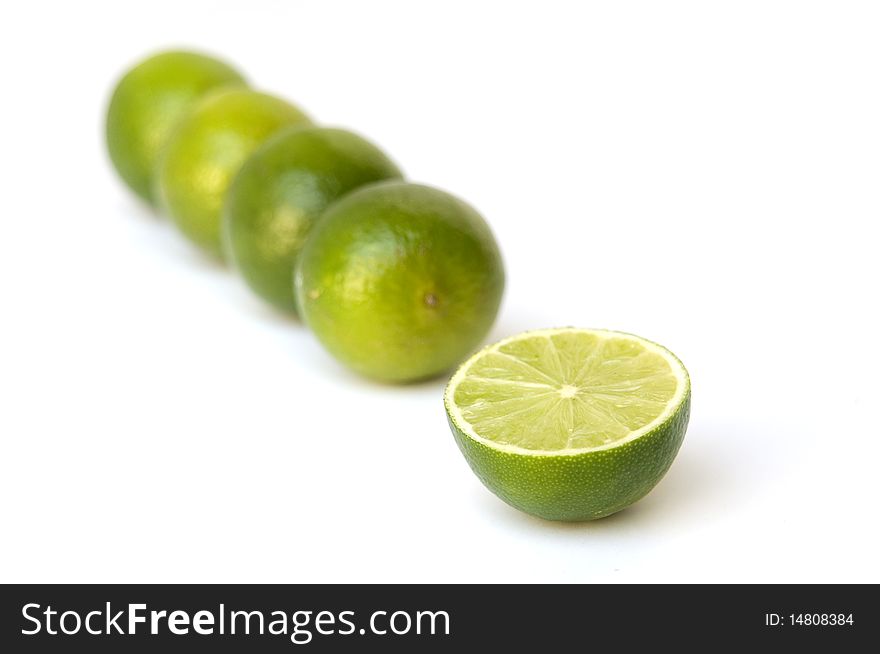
[444,328,690,521]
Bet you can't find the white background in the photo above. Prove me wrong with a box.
[1,0,878,583]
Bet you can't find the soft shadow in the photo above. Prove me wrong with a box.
[115,197,229,274]
[285,332,449,395]
[229,283,303,328]
[116,195,162,222]
[169,239,229,273]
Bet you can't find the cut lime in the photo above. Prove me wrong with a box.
[444,328,690,521]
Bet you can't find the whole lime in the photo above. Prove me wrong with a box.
[222,126,402,313]
[157,88,311,258]
[106,50,246,206]
[295,182,505,382]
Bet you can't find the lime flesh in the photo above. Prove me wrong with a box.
[445,328,690,521]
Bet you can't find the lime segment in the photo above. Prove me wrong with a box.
[451,329,685,452]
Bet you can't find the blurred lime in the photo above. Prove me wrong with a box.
[295,182,504,382]
[106,50,246,206]
[222,126,402,313]
[157,88,311,258]
[445,328,691,521]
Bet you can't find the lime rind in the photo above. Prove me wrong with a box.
[444,327,690,456]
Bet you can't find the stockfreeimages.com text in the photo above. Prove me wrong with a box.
[21,602,450,644]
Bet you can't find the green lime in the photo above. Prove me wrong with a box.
[295,182,504,382]
[222,126,403,313]
[157,88,311,258]
[106,50,246,206]
[444,328,691,521]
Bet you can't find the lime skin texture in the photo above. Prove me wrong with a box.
[157,88,311,258]
[448,395,690,521]
[106,50,246,206]
[295,181,505,383]
[222,126,403,314]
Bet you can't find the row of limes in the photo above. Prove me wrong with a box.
[107,49,691,522]
[107,49,504,383]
